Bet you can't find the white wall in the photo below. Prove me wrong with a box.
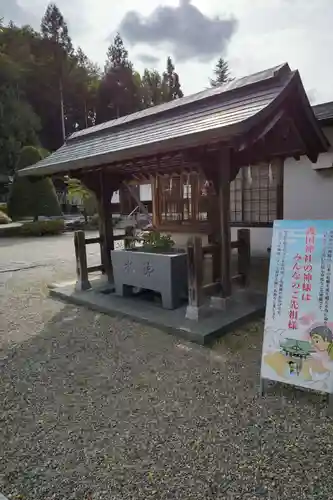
[140,184,152,201]
[231,227,273,256]
[111,184,152,205]
[284,126,333,221]
[284,161,333,220]
[248,125,333,256]
[111,191,120,204]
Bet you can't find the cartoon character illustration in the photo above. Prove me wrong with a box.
[309,325,333,359]
[288,361,297,376]
[279,338,315,378]
[263,330,330,384]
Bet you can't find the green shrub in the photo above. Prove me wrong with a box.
[66,177,97,216]
[0,203,8,215]
[38,148,50,159]
[0,209,12,224]
[8,146,62,220]
[141,231,175,252]
[89,213,99,228]
[19,219,64,236]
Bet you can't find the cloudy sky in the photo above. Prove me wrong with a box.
[3,0,333,103]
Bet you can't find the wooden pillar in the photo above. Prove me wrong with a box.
[98,171,114,284]
[237,228,251,286]
[185,236,204,320]
[207,204,221,285]
[275,157,284,220]
[218,148,232,299]
[151,176,159,228]
[74,230,91,291]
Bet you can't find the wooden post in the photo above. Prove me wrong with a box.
[237,228,251,286]
[208,233,221,284]
[98,171,114,284]
[151,176,159,228]
[218,149,232,299]
[99,236,105,275]
[124,226,135,249]
[119,183,129,215]
[185,236,205,321]
[275,157,284,220]
[74,230,91,291]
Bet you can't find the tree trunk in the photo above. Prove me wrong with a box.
[84,100,88,129]
[59,78,66,142]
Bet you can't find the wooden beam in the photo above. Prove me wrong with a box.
[87,264,104,273]
[202,282,221,295]
[85,236,101,245]
[275,157,284,220]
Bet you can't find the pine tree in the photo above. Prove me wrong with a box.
[70,47,100,129]
[41,3,73,54]
[96,34,140,123]
[76,46,88,68]
[210,58,233,87]
[141,69,165,107]
[162,56,183,102]
[41,3,73,141]
[104,33,131,73]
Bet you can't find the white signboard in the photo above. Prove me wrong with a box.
[261,220,333,394]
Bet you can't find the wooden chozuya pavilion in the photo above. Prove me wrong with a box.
[19,63,328,316]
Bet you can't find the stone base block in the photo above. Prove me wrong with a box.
[75,278,91,291]
[210,295,231,311]
[185,304,210,321]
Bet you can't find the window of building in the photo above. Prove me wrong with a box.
[155,163,280,229]
[159,175,193,223]
[230,163,279,226]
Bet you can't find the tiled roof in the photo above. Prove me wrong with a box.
[313,101,333,123]
[19,63,326,177]
[69,63,288,142]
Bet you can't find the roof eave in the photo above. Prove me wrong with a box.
[318,117,333,127]
[18,121,246,178]
[293,72,330,159]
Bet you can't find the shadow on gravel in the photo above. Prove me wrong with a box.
[1,305,333,500]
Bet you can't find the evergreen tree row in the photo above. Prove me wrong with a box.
[0,3,232,176]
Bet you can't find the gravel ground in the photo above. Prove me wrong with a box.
[1,235,333,499]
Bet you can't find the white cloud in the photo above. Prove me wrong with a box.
[117,1,237,62]
[4,0,333,103]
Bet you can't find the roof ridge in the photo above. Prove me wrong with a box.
[68,63,290,143]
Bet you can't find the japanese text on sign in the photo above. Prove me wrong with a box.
[289,252,302,330]
[302,227,315,302]
[272,231,287,320]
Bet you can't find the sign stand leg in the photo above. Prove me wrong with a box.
[328,394,333,415]
[259,377,267,396]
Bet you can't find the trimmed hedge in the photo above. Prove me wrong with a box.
[9,177,62,221]
[19,219,65,236]
[89,213,99,228]
[0,210,12,224]
[8,146,62,220]
[0,203,8,215]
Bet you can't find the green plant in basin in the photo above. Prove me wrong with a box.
[141,231,175,252]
